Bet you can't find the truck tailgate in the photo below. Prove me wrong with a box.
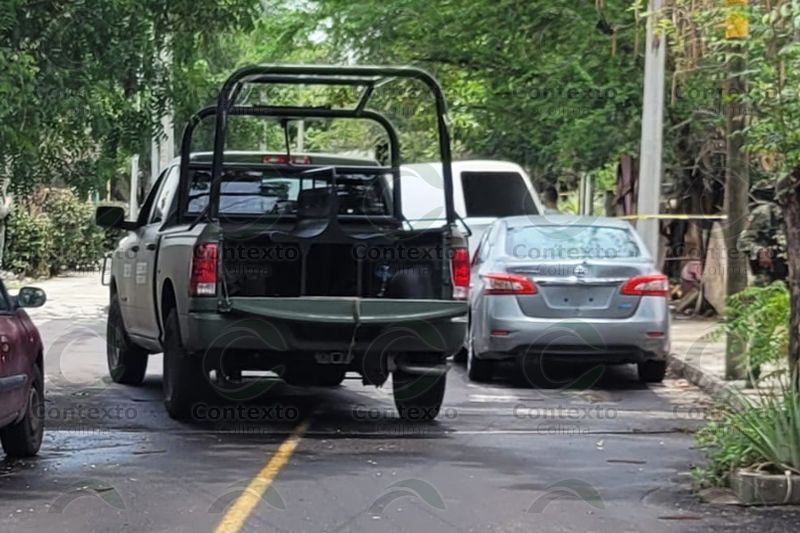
[226,297,466,324]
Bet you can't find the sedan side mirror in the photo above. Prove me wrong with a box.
[96,206,138,231]
[17,287,46,308]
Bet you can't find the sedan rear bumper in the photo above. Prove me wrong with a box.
[476,315,670,362]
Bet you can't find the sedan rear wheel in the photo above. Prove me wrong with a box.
[637,360,667,383]
[1,364,44,457]
[466,331,493,382]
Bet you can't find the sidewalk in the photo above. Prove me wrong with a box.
[668,315,735,397]
[13,271,107,323]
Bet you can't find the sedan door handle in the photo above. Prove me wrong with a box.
[145,243,157,251]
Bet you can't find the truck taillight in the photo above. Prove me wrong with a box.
[190,243,218,297]
[481,273,537,295]
[451,247,470,300]
[620,274,668,297]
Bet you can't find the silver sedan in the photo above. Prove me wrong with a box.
[466,215,670,383]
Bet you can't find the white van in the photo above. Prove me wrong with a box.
[400,161,543,257]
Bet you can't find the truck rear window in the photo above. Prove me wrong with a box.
[461,172,538,217]
[186,169,391,217]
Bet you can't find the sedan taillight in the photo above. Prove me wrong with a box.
[481,273,537,295]
[451,247,470,300]
[620,274,668,297]
[190,243,218,297]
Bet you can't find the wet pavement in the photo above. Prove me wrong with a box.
[2,274,800,532]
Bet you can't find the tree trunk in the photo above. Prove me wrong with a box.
[785,169,800,387]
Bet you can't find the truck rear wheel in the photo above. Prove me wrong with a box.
[392,370,446,421]
[107,294,148,385]
[163,308,210,420]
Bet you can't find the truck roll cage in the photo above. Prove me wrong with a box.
[177,64,456,225]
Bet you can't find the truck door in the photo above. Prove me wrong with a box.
[127,166,179,339]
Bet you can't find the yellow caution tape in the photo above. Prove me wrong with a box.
[618,214,728,221]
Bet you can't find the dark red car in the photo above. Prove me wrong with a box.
[0,284,46,457]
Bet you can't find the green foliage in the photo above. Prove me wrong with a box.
[2,189,106,278]
[312,0,645,173]
[693,412,757,488]
[41,189,106,275]
[718,283,790,380]
[736,388,800,474]
[0,0,261,195]
[4,208,54,278]
[693,388,800,487]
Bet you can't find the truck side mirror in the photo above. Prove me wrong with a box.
[96,206,138,231]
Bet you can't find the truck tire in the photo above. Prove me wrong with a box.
[1,364,44,457]
[637,360,667,383]
[392,370,446,421]
[163,308,209,420]
[107,294,148,385]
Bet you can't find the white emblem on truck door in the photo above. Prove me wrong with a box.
[136,262,148,285]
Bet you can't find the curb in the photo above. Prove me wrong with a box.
[667,353,742,400]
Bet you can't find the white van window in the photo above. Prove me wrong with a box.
[461,172,538,217]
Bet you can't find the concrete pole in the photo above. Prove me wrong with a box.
[297,120,305,152]
[636,0,666,260]
[150,43,174,186]
[130,155,139,219]
[150,106,175,185]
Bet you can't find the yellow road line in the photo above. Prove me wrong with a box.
[214,419,311,533]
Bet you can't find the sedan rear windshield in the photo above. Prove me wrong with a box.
[506,225,642,260]
[461,172,538,217]
[186,169,391,217]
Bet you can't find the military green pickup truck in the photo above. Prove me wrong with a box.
[96,65,469,421]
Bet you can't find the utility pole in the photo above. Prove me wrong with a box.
[724,0,750,380]
[636,0,666,260]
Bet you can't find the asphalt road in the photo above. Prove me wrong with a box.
[2,275,800,533]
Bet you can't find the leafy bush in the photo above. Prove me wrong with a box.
[2,189,106,278]
[718,283,790,380]
[693,387,800,487]
[41,189,105,275]
[3,208,54,278]
[736,389,800,475]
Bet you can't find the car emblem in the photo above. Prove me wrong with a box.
[574,265,587,277]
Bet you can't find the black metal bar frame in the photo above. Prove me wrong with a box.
[196,65,455,224]
[178,105,402,223]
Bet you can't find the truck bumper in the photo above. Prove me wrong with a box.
[183,297,468,357]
